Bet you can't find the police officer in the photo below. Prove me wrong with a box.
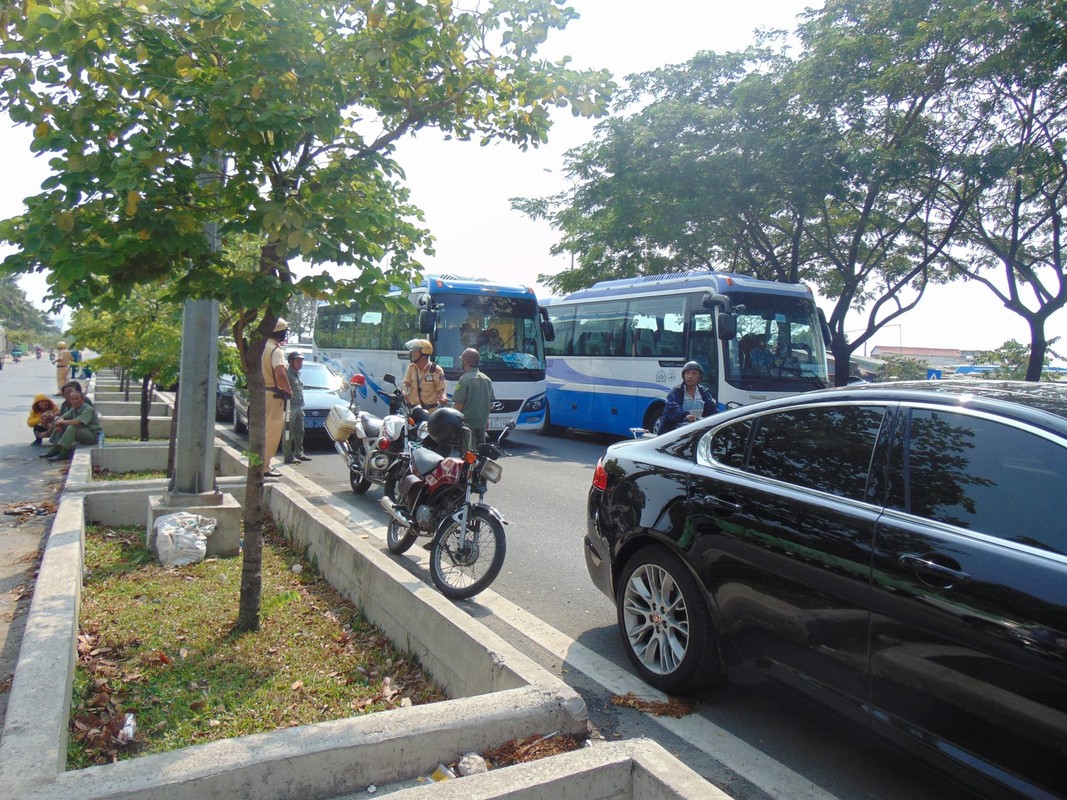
[261,318,292,478]
[402,338,447,410]
[283,350,310,464]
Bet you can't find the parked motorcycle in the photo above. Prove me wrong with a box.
[330,373,420,495]
[380,408,515,600]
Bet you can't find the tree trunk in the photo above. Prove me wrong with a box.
[236,328,270,633]
[1026,323,1047,382]
[139,375,153,441]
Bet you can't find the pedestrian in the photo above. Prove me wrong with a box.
[654,361,717,435]
[58,380,93,414]
[27,394,59,446]
[69,345,82,380]
[261,318,292,479]
[40,387,102,462]
[282,350,311,464]
[54,342,71,394]
[402,338,447,411]
[451,347,495,447]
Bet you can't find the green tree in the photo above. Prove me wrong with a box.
[880,353,929,381]
[973,338,1053,380]
[937,1,1067,381]
[1,0,612,631]
[68,288,182,440]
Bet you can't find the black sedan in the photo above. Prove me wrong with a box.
[586,380,1067,799]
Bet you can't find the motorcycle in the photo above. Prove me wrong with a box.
[35,350,42,360]
[332,372,421,495]
[380,409,515,600]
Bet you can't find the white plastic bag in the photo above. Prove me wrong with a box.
[155,512,216,567]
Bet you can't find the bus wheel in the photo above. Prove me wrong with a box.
[642,403,663,432]
[540,404,562,436]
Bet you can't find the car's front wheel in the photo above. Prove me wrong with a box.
[616,546,721,694]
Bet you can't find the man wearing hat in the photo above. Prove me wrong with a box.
[282,349,310,465]
[54,342,72,394]
[261,318,293,478]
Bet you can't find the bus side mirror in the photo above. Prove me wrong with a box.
[817,307,832,346]
[540,306,555,342]
[418,308,436,335]
[716,311,737,341]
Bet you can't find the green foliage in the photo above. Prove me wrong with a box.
[0,276,59,338]
[512,0,1066,385]
[68,286,182,387]
[974,339,1045,380]
[880,354,929,381]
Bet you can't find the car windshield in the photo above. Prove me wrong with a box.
[300,362,341,391]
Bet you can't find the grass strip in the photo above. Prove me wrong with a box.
[70,519,445,768]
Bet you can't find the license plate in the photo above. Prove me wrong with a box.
[305,418,325,429]
[488,418,510,430]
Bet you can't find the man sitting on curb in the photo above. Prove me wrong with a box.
[40,387,102,462]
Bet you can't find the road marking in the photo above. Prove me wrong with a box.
[344,504,836,800]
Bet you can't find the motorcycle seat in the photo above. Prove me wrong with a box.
[362,415,384,437]
[412,446,444,476]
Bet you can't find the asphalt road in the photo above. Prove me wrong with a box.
[0,355,67,727]
[219,418,984,800]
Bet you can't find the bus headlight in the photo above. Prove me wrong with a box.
[522,392,547,413]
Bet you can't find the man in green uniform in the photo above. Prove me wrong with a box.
[283,350,311,464]
[41,387,102,461]
[451,347,495,447]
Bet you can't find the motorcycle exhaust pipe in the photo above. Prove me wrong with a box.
[379,496,414,528]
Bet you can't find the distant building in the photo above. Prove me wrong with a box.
[869,346,981,370]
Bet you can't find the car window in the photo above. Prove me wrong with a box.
[744,405,887,502]
[889,408,1067,554]
[698,419,753,469]
[300,363,340,390]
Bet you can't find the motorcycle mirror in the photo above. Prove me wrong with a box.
[383,372,396,385]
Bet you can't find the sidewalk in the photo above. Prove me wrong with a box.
[0,355,70,726]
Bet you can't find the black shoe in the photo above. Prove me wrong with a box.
[47,453,68,463]
[31,439,42,447]
[298,455,312,462]
[264,469,282,479]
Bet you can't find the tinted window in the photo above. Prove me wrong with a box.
[700,419,753,468]
[746,406,886,502]
[890,409,1067,554]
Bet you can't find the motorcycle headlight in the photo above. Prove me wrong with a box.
[480,458,503,484]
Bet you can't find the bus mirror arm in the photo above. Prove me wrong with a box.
[702,292,732,312]
[817,307,832,346]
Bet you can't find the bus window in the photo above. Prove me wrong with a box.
[545,306,575,356]
[688,312,717,388]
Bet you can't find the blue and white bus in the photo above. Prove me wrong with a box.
[544,271,831,436]
[314,274,553,433]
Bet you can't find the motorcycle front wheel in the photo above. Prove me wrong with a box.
[386,517,419,555]
[429,507,506,600]
[349,447,372,494]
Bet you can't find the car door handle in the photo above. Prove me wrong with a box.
[899,553,971,585]
[696,494,742,514]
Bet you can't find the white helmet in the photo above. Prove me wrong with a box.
[405,338,433,356]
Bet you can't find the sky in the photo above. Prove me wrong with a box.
[1,0,1063,358]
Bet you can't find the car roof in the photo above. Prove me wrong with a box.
[737,379,1067,435]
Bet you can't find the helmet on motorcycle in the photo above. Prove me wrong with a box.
[682,360,704,376]
[426,407,465,447]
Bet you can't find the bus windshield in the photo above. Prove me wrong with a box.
[433,293,543,375]
[721,291,829,391]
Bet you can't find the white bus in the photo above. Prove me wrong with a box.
[314,275,554,433]
[544,271,831,436]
